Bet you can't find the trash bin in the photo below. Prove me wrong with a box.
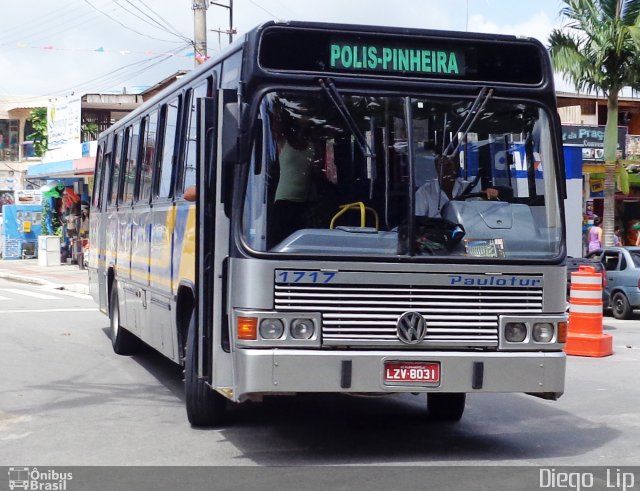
[38,235,61,266]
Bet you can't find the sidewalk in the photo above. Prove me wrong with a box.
[0,258,90,294]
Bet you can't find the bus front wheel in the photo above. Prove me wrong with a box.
[185,312,226,427]
[109,281,141,355]
[427,392,466,422]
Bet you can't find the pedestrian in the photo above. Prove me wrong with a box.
[586,217,603,254]
[613,226,622,247]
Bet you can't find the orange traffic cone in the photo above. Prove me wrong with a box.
[565,265,613,357]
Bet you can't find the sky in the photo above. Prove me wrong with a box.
[0,0,570,98]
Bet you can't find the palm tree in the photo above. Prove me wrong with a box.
[549,0,640,247]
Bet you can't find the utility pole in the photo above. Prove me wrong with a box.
[210,0,235,45]
[193,0,208,65]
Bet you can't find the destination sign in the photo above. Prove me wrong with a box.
[258,25,545,85]
[329,43,464,76]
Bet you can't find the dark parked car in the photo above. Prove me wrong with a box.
[586,247,640,319]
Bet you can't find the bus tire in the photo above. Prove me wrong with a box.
[109,281,141,355]
[185,312,226,427]
[612,292,632,320]
[427,392,466,421]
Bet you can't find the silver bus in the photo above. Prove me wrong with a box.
[89,21,568,426]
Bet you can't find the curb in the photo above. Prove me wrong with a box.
[0,272,48,286]
[0,271,90,295]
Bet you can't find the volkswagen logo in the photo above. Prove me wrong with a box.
[396,311,427,344]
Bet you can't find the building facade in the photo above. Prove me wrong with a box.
[558,92,640,251]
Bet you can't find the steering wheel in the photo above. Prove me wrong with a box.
[453,191,500,201]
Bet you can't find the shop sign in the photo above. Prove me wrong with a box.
[15,189,42,205]
[589,178,604,197]
[562,124,627,159]
[626,134,640,157]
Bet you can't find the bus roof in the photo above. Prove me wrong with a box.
[100,20,553,138]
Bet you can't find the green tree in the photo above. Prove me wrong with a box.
[549,0,640,246]
[27,107,48,157]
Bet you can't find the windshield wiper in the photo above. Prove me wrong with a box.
[319,78,375,159]
[442,86,493,158]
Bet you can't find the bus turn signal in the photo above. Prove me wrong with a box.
[237,317,258,340]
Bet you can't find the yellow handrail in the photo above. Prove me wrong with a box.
[330,202,379,230]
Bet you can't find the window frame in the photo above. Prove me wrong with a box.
[137,109,159,204]
[155,96,182,200]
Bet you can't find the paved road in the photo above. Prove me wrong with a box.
[1,277,639,468]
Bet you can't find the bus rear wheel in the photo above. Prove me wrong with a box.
[185,312,226,427]
[109,281,141,355]
[427,393,466,422]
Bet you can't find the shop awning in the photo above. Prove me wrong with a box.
[26,160,74,178]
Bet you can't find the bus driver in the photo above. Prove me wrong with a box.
[415,151,499,218]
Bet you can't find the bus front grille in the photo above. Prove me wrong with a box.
[274,282,543,348]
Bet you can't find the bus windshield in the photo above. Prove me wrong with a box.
[243,89,562,260]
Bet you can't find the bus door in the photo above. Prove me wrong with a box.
[195,92,219,384]
[146,97,181,359]
[105,131,123,295]
[90,142,109,312]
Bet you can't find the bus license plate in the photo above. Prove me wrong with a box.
[384,361,440,385]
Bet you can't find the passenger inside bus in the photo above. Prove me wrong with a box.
[270,122,321,245]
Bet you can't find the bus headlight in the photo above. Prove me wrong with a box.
[290,318,315,339]
[533,322,554,343]
[505,322,527,342]
[259,318,284,339]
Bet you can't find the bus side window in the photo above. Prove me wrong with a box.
[138,110,158,203]
[181,81,208,194]
[92,144,104,209]
[121,122,140,205]
[221,51,241,89]
[157,97,181,199]
[108,131,124,206]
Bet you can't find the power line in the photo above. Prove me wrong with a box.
[0,4,104,47]
[46,43,191,95]
[95,54,187,92]
[0,0,79,43]
[136,0,192,40]
[80,0,185,43]
[113,0,192,44]
[244,0,280,20]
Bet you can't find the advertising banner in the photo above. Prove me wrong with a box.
[47,95,82,149]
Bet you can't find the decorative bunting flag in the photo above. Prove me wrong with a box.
[8,41,202,58]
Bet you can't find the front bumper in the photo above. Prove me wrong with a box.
[231,349,566,401]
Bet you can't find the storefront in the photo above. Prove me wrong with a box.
[584,165,640,245]
[25,141,95,264]
[561,124,640,250]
